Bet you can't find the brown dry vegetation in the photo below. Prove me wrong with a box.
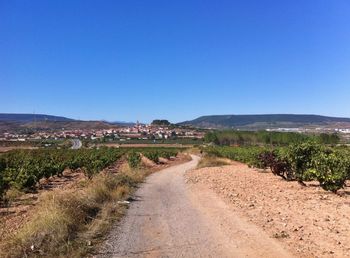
[0,146,39,153]
[197,155,233,169]
[0,171,141,257]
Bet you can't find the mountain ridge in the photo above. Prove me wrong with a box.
[0,113,136,126]
[0,113,130,132]
[179,114,350,129]
[0,113,74,123]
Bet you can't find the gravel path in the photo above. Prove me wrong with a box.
[97,155,293,258]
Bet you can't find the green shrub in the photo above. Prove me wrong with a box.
[201,143,350,193]
[202,146,268,168]
[128,151,141,168]
[257,149,293,180]
[0,148,125,190]
[284,142,322,182]
[158,149,178,159]
[0,157,6,200]
[143,151,159,163]
[308,151,349,192]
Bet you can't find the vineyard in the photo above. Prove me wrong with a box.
[204,130,340,146]
[0,147,180,200]
[127,148,179,168]
[202,142,350,192]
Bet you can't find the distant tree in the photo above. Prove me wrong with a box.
[151,119,171,126]
[171,131,177,139]
[205,130,314,146]
[204,131,219,144]
[318,133,340,145]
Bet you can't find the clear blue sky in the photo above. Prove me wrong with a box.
[1,0,350,123]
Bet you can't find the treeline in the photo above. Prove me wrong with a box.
[203,142,350,192]
[151,119,171,126]
[204,130,340,146]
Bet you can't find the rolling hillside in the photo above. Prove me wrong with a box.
[0,113,122,132]
[179,114,350,129]
[0,113,74,123]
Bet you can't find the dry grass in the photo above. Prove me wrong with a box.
[197,156,232,169]
[186,147,202,155]
[3,188,25,205]
[0,154,190,258]
[0,170,147,258]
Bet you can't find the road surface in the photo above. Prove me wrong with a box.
[70,139,82,149]
[98,155,294,258]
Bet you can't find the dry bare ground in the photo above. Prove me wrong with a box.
[186,161,350,258]
[98,155,294,258]
[0,146,38,153]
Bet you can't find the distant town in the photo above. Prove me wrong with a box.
[2,125,350,144]
[1,114,350,145]
[0,121,205,143]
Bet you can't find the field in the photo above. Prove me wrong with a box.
[0,140,71,153]
[2,130,350,257]
[201,142,350,193]
[98,143,192,148]
[92,137,204,146]
[0,146,187,257]
[186,162,350,257]
[184,135,350,257]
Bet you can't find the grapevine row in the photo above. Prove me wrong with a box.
[0,147,180,199]
[202,143,350,192]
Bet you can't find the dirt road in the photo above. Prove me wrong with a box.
[97,155,294,258]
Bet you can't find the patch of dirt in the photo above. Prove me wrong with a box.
[158,157,169,164]
[0,146,38,153]
[98,155,294,258]
[140,153,191,170]
[161,153,192,168]
[141,155,157,167]
[186,162,350,258]
[0,169,86,239]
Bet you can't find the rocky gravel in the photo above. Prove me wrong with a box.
[98,156,293,258]
[186,161,350,258]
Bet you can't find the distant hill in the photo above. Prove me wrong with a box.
[0,113,121,133]
[179,114,350,129]
[109,121,136,127]
[0,113,74,123]
[23,120,119,130]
